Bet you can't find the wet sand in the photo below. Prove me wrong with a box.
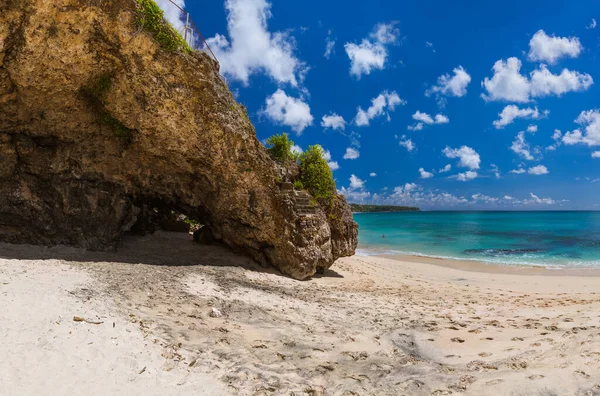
[2,232,600,395]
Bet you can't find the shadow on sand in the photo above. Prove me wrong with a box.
[0,231,344,279]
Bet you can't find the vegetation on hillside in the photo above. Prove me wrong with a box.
[265,134,336,201]
[266,133,297,163]
[350,204,420,213]
[136,0,192,53]
[297,145,336,201]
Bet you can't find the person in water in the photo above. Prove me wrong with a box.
[382,234,385,238]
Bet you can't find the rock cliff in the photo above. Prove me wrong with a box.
[0,0,357,279]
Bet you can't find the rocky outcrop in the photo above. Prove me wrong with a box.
[0,0,357,279]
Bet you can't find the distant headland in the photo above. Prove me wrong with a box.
[350,204,420,213]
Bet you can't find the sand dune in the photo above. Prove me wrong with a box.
[2,232,600,395]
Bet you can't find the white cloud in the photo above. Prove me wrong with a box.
[481,57,593,102]
[344,22,399,78]
[528,30,583,64]
[510,167,526,174]
[354,91,406,126]
[419,168,434,179]
[510,132,534,160]
[370,172,377,177]
[408,111,449,130]
[592,151,600,158]
[504,195,514,200]
[527,125,538,133]
[322,150,339,171]
[491,164,501,178]
[528,165,549,175]
[552,129,563,141]
[349,174,365,189]
[442,146,481,169]
[481,58,531,102]
[439,164,451,173]
[426,66,471,97]
[425,41,436,52]
[525,193,555,205]
[588,19,597,29]
[529,65,594,98]
[156,0,186,33]
[321,113,346,130]
[327,161,340,171]
[207,0,307,87]
[407,123,424,131]
[562,110,600,146]
[492,105,547,129]
[263,89,313,134]
[399,136,415,152]
[472,193,498,203]
[343,147,360,160]
[338,187,371,203]
[455,171,478,182]
[291,144,303,155]
[324,30,336,59]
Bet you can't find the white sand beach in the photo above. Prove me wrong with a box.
[2,232,600,395]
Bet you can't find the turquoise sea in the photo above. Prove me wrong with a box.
[354,211,600,268]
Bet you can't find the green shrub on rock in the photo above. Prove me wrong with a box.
[298,145,336,200]
[266,133,295,163]
[136,0,192,53]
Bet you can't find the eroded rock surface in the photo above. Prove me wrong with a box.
[0,0,357,279]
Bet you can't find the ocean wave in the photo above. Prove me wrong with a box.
[356,246,600,269]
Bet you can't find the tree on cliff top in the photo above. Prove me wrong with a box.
[266,133,296,163]
[298,145,336,200]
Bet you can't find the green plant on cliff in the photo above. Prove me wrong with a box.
[266,133,296,162]
[298,145,336,201]
[136,0,192,53]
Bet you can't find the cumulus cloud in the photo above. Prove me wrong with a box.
[492,105,548,129]
[344,22,399,78]
[207,0,307,86]
[510,167,526,174]
[419,168,434,179]
[481,57,593,102]
[439,164,452,173]
[322,149,339,171]
[370,172,377,177]
[455,171,478,182]
[349,174,365,189]
[354,91,406,126]
[491,164,501,179]
[527,125,538,133]
[324,30,336,59]
[399,136,415,152]
[525,193,555,205]
[592,151,600,158]
[588,19,597,29]
[263,89,313,134]
[562,110,600,147]
[321,113,346,130]
[442,146,481,169]
[343,147,360,160]
[472,193,498,203]
[156,0,186,33]
[528,30,583,64]
[528,165,549,175]
[510,132,534,160]
[408,111,449,130]
[426,66,471,97]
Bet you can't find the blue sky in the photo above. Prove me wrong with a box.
[159,0,599,209]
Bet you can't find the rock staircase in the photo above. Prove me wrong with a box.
[279,182,318,216]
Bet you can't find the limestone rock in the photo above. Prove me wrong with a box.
[0,0,357,279]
